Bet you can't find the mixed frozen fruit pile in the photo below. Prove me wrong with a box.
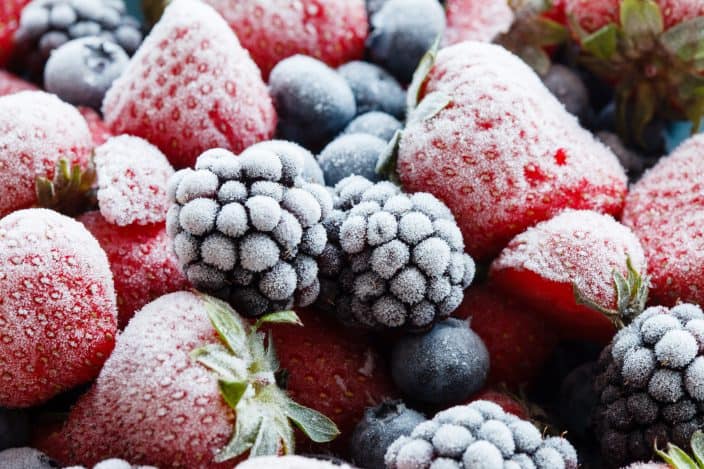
[4,0,704,468]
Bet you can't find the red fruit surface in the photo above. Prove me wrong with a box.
[0,91,93,218]
[0,0,29,66]
[202,0,368,79]
[623,134,704,308]
[0,69,37,96]
[269,308,397,449]
[0,209,117,408]
[48,292,234,468]
[79,211,189,329]
[78,107,113,146]
[543,0,567,25]
[103,0,276,169]
[490,209,646,344]
[443,0,514,45]
[454,285,558,388]
[469,389,529,419]
[397,41,627,261]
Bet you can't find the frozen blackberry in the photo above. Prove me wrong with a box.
[13,0,142,79]
[592,303,704,468]
[318,175,475,330]
[167,146,332,317]
[385,400,578,469]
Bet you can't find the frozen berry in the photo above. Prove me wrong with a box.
[318,133,387,185]
[338,60,405,119]
[343,111,403,142]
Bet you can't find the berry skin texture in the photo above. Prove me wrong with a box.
[247,139,325,186]
[443,0,514,45]
[0,0,30,66]
[391,318,490,406]
[397,41,627,261]
[0,91,92,218]
[490,209,646,343]
[237,455,355,469]
[0,447,57,469]
[79,211,189,328]
[592,304,704,468]
[0,70,38,96]
[338,61,406,119]
[200,0,368,79]
[269,55,356,151]
[78,106,114,146]
[623,134,704,308]
[454,285,559,389]
[470,390,530,420]
[350,400,425,469]
[343,111,403,142]
[318,133,387,186]
[102,0,276,169]
[0,209,117,408]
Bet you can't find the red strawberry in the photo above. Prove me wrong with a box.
[269,308,397,451]
[490,209,646,343]
[0,69,37,96]
[200,0,367,79]
[0,208,117,408]
[622,134,704,308]
[0,91,93,218]
[443,0,514,45]
[102,0,276,169]
[0,0,29,66]
[454,284,558,389]
[78,211,189,328]
[77,107,113,147]
[46,293,339,468]
[469,389,529,419]
[543,0,567,25]
[396,41,627,261]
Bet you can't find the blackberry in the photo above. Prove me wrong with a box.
[13,0,142,79]
[385,400,578,469]
[592,303,704,468]
[166,146,332,317]
[318,176,475,330]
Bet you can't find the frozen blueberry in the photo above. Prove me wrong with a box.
[542,64,592,125]
[317,133,387,185]
[366,0,446,83]
[391,319,489,405]
[0,409,30,451]
[343,111,403,142]
[338,61,405,119]
[44,37,128,110]
[269,55,356,151]
[0,447,57,469]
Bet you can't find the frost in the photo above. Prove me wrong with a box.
[443,0,514,45]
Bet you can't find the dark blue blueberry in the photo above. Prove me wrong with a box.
[350,400,426,469]
[366,0,445,83]
[0,408,30,451]
[343,111,403,142]
[391,318,489,406]
[543,64,592,126]
[269,55,357,151]
[44,37,128,110]
[317,133,386,185]
[338,61,405,119]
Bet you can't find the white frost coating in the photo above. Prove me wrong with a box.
[95,135,175,226]
[237,455,356,469]
[444,0,514,45]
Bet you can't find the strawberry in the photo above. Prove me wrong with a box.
[46,293,338,468]
[394,41,627,261]
[102,0,276,169]
[77,107,113,147]
[0,208,117,408]
[78,211,189,328]
[454,284,558,389]
[443,0,514,45]
[622,134,704,308]
[490,209,647,343]
[199,0,368,79]
[0,91,93,218]
[0,70,37,96]
[0,0,29,67]
[268,308,397,452]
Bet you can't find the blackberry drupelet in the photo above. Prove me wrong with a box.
[166,146,332,317]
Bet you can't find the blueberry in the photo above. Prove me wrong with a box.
[350,400,426,469]
[542,64,591,125]
[344,111,403,142]
[44,37,129,110]
[338,61,405,119]
[269,55,356,151]
[366,0,445,83]
[0,408,30,451]
[391,318,489,406]
[318,133,387,185]
[0,447,57,468]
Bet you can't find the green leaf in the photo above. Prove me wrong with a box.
[534,17,569,46]
[582,24,619,60]
[407,91,452,126]
[215,405,263,462]
[285,399,340,443]
[661,16,704,61]
[613,271,631,314]
[691,431,704,467]
[620,0,664,39]
[656,444,699,469]
[375,129,402,185]
[200,294,248,354]
[191,343,248,382]
[253,310,302,332]
[632,82,657,148]
[219,379,249,409]
[407,36,440,113]
[250,417,283,457]
[517,45,552,76]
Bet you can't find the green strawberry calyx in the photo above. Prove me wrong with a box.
[656,430,704,468]
[192,294,339,462]
[35,157,97,216]
[573,256,649,329]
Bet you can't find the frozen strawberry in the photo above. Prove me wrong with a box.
[199,0,368,79]
[0,70,37,96]
[0,209,117,408]
[623,134,704,308]
[0,91,92,218]
[0,0,29,66]
[47,293,338,467]
[395,41,627,260]
[102,0,276,169]
[78,211,189,328]
[443,0,514,45]
[490,209,646,343]
[93,135,174,227]
[77,107,113,147]
[454,285,558,388]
